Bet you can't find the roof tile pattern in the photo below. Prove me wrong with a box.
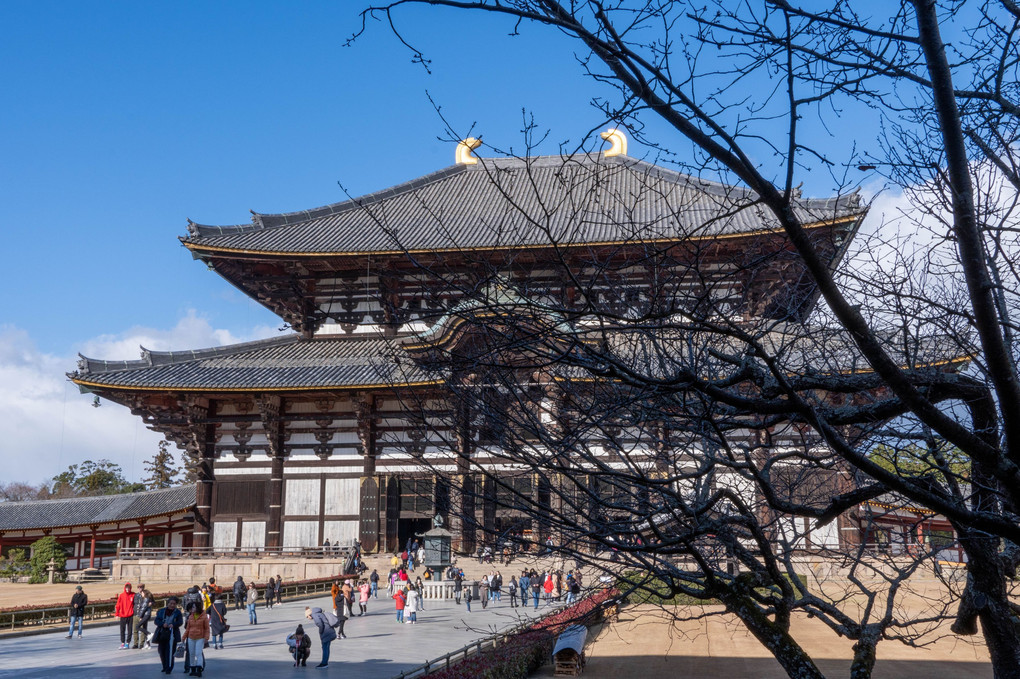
[0,485,196,531]
[73,334,434,390]
[183,155,862,255]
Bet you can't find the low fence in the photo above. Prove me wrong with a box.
[117,546,353,560]
[1,577,338,634]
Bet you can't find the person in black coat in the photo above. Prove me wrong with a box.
[154,597,184,674]
[232,576,246,611]
[208,593,229,650]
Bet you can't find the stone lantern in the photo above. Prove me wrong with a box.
[420,514,453,571]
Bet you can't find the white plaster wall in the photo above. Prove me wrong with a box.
[322,520,359,546]
[241,521,267,549]
[213,521,238,550]
[324,478,361,515]
[283,520,319,548]
[810,519,840,549]
[285,479,321,515]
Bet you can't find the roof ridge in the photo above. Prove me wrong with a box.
[75,334,301,376]
[0,484,197,508]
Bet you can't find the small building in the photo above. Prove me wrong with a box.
[0,485,196,572]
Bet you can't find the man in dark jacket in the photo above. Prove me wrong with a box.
[154,596,183,674]
[132,587,153,648]
[67,586,87,638]
[232,576,246,610]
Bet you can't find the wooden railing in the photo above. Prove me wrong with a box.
[117,545,353,560]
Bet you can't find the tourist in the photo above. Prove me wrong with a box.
[266,577,276,609]
[183,586,203,617]
[464,586,473,612]
[133,588,154,649]
[531,573,541,610]
[200,584,212,612]
[358,579,370,616]
[275,574,284,604]
[232,576,246,610]
[208,577,222,596]
[508,576,518,608]
[305,606,337,668]
[453,572,463,604]
[287,624,312,667]
[416,544,426,571]
[370,568,379,598]
[555,572,564,601]
[406,584,420,624]
[341,579,354,619]
[332,584,349,640]
[129,582,148,648]
[393,586,407,623]
[183,600,210,677]
[154,596,183,674]
[115,582,136,649]
[208,592,228,649]
[331,580,340,607]
[479,574,489,609]
[67,585,87,639]
[544,572,554,604]
[246,581,259,624]
[493,572,503,602]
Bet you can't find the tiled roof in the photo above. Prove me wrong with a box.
[70,334,438,391]
[182,154,863,256]
[0,485,196,531]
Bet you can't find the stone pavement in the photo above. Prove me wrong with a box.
[0,592,560,679]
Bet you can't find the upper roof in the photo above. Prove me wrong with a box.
[71,334,438,392]
[0,485,196,531]
[182,154,863,256]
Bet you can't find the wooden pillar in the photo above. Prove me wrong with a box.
[267,454,285,548]
[88,527,97,569]
[356,394,379,551]
[258,394,286,549]
[137,521,145,550]
[451,400,475,554]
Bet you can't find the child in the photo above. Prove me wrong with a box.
[286,624,312,667]
[465,587,473,612]
[393,587,406,623]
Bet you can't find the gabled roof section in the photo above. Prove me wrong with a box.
[182,154,864,257]
[0,485,196,531]
[70,334,440,392]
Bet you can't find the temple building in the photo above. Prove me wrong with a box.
[70,132,869,556]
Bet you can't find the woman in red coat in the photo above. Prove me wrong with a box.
[393,588,406,624]
[114,583,135,649]
[543,573,554,604]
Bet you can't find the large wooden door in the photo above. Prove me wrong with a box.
[359,477,379,553]
[385,477,400,553]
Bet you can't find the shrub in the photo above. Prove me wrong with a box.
[0,548,30,579]
[28,537,68,584]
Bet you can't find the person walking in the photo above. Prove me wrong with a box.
[115,583,136,649]
[331,586,349,640]
[464,586,473,612]
[183,601,210,677]
[508,576,518,608]
[232,576,246,611]
[453,572,463,605]
[493,572,503,603]
[479,575,489,609]
[129,583,147,648]
[393,587,406,623]
[274,574,283,605]
[358,580,370,616]
[266,577,276,609]
[154,596,183,674]
[246,582,259,624]
[208,593,228,649]
[133,588,154,649]
[287,624,312,667]
[370,569,379,598]
[531,574,541,610]
[543,572,554,604]
[305,606,337,668]
[67,586,87,639]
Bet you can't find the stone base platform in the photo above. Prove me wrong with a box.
[111,556,348,583]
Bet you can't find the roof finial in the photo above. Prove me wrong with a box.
[600,128,628,157]
[456,138,482,165]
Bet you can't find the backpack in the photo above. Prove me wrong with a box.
[322,609,340,628]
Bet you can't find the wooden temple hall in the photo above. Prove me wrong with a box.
[69,131,866,556]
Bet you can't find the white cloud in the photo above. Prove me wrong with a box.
[0,313,282,486]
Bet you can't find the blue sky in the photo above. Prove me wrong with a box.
[0,2,885,484]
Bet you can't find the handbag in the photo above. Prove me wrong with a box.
[174,644,185,659]
[213,605,230,633]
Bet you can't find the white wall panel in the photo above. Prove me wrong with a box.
[213,522,237,550]
[241,521,267,549]
[324,478,361,515]
[283,520,319,548]
[285,479,321,515]
[323,520,359,546]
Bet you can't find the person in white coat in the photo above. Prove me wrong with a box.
[405,585,420,624]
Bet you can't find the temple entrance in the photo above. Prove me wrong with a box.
[398,518,432,552]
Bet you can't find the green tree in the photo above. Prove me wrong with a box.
[50,459,139,497]
[27,537,66,583]
[142,441,181,490]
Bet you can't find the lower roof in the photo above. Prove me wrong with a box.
[0,485,196,532]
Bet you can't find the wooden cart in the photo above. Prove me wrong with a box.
[553,625,588,676]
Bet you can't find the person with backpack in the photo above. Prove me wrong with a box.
[305,607,337,668]
[464,586,473,612]
[286,624,312,667]
[266,577,276,609]
[369,569,379,598]
[508,576,519,608]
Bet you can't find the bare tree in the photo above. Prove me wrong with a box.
[351,1,1020,677]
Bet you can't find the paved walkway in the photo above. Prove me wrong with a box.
[0,593,559,679]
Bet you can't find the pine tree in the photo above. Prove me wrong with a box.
[142,441,181,489]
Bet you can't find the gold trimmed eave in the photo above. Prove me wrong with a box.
[71,376,445,394]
